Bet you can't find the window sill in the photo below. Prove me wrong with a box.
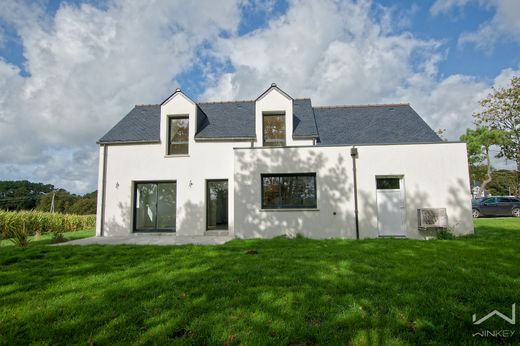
[260,208,320,212]
[164,154,190,158]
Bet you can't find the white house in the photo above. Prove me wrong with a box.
[95,84,474,239]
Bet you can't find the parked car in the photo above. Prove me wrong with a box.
[472,196,520,218]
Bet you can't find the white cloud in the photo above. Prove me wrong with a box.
[0,0,242,193]
[202,0,520,143]
[430,0,520,49]
[0,0,518,193]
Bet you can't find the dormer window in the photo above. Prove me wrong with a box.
[263,113,286,146]
[168,116,189,155]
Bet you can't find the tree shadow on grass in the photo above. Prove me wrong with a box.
[1,232,519,345]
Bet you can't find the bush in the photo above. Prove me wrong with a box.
[51,232,68,244]
[436,228,456,240]
[0,210,95,239]
[9,223,30,248]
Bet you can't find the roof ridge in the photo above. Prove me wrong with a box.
[314,103,409,109]
[135,104,159,107]
[198,99,255,105]
[294,97,311,100]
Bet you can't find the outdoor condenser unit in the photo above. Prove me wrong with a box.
[417,208,448,228]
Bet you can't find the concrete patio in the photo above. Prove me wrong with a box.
[55,234,234,246]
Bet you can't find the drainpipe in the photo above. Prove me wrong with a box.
[100,145,108,237]
[350,146,360,240]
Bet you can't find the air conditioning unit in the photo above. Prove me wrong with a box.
[417,208,448,228]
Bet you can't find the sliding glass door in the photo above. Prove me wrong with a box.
[134,182,176,232]
[207,180,228,230]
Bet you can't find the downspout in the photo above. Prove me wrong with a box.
[350,146,360,240]
[100,144,108,237]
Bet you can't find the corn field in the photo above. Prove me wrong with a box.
[0,210,95,238]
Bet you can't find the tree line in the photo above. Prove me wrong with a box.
[460,76,519,197]
[0,180,96,215]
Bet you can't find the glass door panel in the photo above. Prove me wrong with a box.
[207,180,228,230]
[135,183,157,231]
[157,183,176,230]
[135,182,176,232]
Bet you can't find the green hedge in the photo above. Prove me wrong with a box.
[0,210,95,238]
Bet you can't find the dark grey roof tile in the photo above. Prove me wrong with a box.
[98,105,160,143]
[313,104,441,145]
[293,99,318,137]
[195,101,256,139]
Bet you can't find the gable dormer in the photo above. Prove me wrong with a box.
[255,83,295,147]
[160,88,197,156]
[255,83,317,147]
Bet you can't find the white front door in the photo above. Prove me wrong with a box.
[376,177,405,236]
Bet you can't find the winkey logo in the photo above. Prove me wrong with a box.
[472,304,516,338]
[473,304,515,325]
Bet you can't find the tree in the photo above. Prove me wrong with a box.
[468,164,487,190]
[474,76,520,194]
[68,192,97,215]
[460,127,507,197]
[0,180,54,210]
[488,170,518,196]
[36,189,78,213]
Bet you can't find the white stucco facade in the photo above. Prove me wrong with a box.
[96,86,474,239]
[234,143,473,239]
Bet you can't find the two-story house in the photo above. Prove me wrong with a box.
[96,84,474,239]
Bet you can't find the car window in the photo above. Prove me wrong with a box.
[498,197,511,203]
[482,197,496,203]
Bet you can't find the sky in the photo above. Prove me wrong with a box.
[0,0,519,194]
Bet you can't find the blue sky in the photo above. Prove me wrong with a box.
[0,0,518,193]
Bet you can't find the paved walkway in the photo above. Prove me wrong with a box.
[55,235,234,246]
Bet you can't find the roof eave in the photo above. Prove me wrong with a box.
[97,140,161,145]
[194,136,256,142]
[256,83,293,102]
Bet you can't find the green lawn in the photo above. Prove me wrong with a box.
[0,229,95,247]
[0,220,519,345]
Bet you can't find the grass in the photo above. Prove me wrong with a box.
[0,220,519,345]
[0,229,95,247]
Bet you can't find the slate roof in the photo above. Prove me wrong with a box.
[98,105,160,144]
[98,99,440,145]
[313,104,441,145]
[196,101,256,139]
[293,99,319,138]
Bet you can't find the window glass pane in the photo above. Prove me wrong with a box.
[207,181,228,230]
[135,183,157,231]
[169,117,189,154]
[300,175,317,207]
[169,143,189,155]
[170,118,189,142]
[262,174,316,208]
[135,182,176,232]
[376,178,400,190]
[263,114,285,146]
[157,183,176,230]
[263,176,281,208]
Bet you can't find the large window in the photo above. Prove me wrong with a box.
[263,113,286,146]
[134,182,176,232]
[262,173,317,209]
[206,180,228,230]
[168,116,189,155]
